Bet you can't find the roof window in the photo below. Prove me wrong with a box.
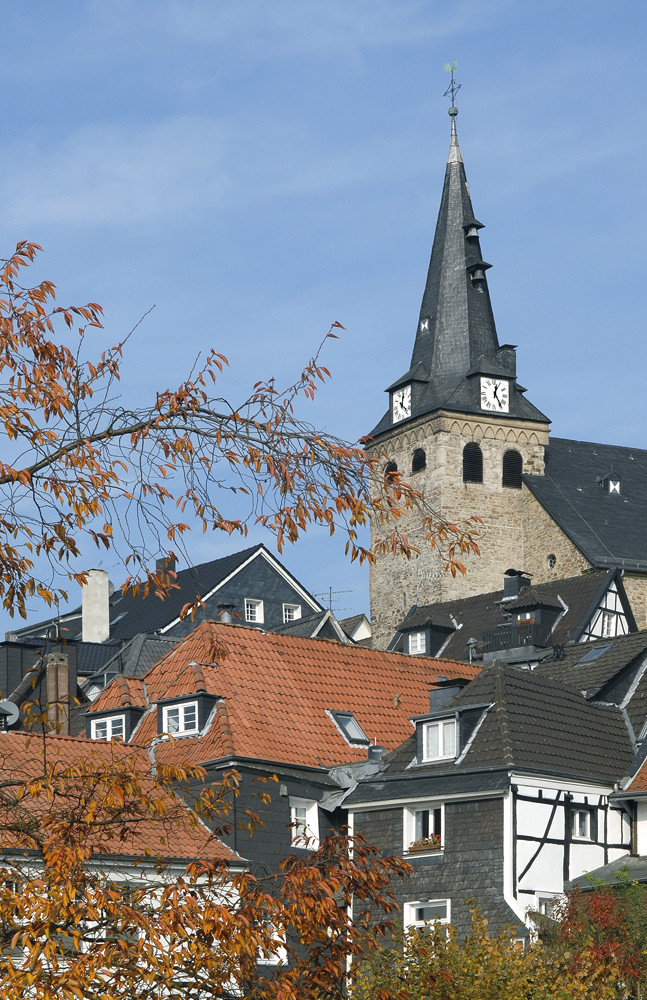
[422,718,457,761]
[577,643,612,665]
[328,710,369,746]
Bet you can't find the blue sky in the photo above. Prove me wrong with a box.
[0,1,646,628]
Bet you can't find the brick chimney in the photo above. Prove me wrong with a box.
[45,652,70,735]
[82,569,110,643]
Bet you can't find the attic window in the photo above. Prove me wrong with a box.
[245,598,264,623]
[577,643,612,665]
[329,710,370,747]
[282,603,301,623]
[408,631,427,655]
[91,715,125,741]
[163,701,198,736]
[422,719,456,761]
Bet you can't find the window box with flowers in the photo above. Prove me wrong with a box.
[408,833,442,854]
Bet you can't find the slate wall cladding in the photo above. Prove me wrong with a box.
[354,797,513,938]
[368,411,550,648]
[168,558,317,638]
[205,764,338,874]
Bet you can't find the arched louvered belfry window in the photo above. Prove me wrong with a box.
[502,449,523,489]
[462,443,483,484]
[412,448,426,474]
[384,461,398,484]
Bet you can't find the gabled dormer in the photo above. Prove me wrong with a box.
[410,680,480,766]
[156,692,220,737]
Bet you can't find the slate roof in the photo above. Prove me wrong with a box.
[568,855,647,889]
[271,609,348,643]
[525,437,647,571]
[390,569,625,661]
[14,543,323,643]
[0,731,239,863]
[87,621,479,771]
[349,663,633,804]
[369,113,548,438]
[534,630,647,699]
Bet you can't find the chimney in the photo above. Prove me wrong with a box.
[502,568,532,601]
[218,603,236,624]
[45,652,70,735]
[156,556,177,574]
[429,677,472,711]
[82,569,110,643]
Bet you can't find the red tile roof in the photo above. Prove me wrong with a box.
[89,621,479,769]
[0,730,239,863]
[625,757,647,793]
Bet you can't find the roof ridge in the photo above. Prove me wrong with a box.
[494,664,514,766]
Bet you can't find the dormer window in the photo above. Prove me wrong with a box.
[91,715,125,741]
[163,701,199,736]
[600,473,621,495]
[282,603,301,623]
[422,718,457,761]
[408,631,427,655]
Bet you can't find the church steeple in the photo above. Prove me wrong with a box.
[412,103,499,378]
[370,90,549,438]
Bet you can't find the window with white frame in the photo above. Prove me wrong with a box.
[404,899,450,929]
[404,803,443,853]
[408,631,427,655]
[257,923,287,966]
[245,598,264,623]
[162,701,199,736]
[537,896,559,918]
[422,719,457,761]
[572,808,591,840]
[289,797,319,849]
[282,603,301,623]
[91,715,125,741]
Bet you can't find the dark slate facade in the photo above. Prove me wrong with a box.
[346,662,635,937]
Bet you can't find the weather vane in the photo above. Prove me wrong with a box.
[443,60,461,108]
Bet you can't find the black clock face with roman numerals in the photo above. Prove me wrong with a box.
[480,377,509,413]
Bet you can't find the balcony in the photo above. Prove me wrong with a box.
[480,621,552,654]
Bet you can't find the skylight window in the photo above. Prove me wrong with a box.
[577,643,612,664]
[328,710,370,746]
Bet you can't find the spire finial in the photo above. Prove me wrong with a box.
[443,60,461,114]
[443,61,462,163]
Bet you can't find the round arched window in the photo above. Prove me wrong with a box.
[412,448,426,474]
[462,443,483,483]
[502,450,523,489]
[384,461,398,484]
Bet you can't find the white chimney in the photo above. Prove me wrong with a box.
[82,569,110,643]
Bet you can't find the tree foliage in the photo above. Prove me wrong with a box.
[546,875,647,999]
[0,729,411,999]
[0,242,479,619]
[351,911,625,1000]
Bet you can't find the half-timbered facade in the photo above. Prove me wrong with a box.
[346,663,634,937]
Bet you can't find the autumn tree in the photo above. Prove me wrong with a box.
[351,910,624,1000]
[0,241,479,620]
[0,728,411,1000]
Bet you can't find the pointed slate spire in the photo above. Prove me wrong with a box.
[411,105,499,378]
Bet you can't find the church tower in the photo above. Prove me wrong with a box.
[368,99,551,648]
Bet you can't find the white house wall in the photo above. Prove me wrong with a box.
[511,776,631,912]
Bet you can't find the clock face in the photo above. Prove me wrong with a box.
[392,385,412,423]
[480,377,509,413]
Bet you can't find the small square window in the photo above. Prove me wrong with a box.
[282,603,301,623]
[91,715,125,741]
[537,896,559,918]
[245,598,264,623]
[404,899,450,929]
[408,631,427,655]
[162,701,199,736]
[422,719,457,761]
[289,797,319,849]
[572,809,591,840]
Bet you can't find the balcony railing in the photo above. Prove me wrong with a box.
[480,622,552,654]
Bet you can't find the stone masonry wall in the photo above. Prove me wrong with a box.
[369,411,550,648]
